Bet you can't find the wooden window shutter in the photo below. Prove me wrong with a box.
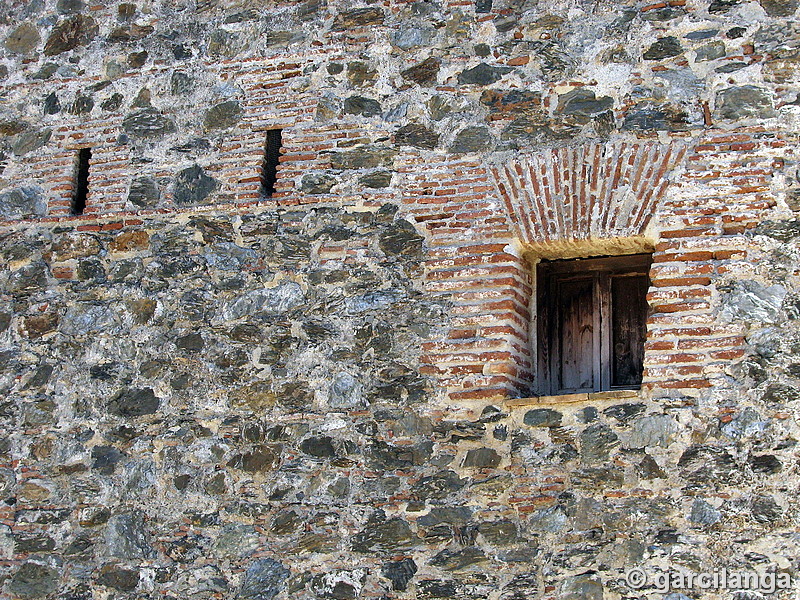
[537,254,652,396]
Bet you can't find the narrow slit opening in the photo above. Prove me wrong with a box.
[72,148,91,215]
[261,129,283,197]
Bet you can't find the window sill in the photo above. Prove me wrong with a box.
[503,389,639,408]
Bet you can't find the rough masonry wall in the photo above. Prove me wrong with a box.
[1,0,800,599]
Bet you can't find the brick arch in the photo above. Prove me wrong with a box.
[489,140,690,245]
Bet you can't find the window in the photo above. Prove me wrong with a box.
[71,147,91,215]
[260,129,283,197]
[536,253,652,396]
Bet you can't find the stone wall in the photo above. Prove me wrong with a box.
[1,0,800,598]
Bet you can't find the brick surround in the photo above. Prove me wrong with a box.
[3,124,786,405]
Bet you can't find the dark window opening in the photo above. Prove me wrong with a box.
[71,147,91,215]
[536,253,652,396]
[260,129,282,197]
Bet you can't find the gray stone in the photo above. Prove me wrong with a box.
[128,50,148,68]
[450,126,492,153]
[60,303,117,335]
[8,261,49,295]
[345,289,404,313]
[212,524,260,559]
[263,30,304,47]
[301,173,336,194]
[695,41,726,61]
[401,57,440,85]
[329,372,364,409]
[524,408,562,427]
[97,566,139,591]
[476,0,492,12]
[127,176,160,207]
[429,547,488,571]
[392,25,434,50]
[107,387,160,418]
[343,96,382,117]
[297,0,324,20]
[332,8,385,30]
[558,574,603,600]
[8,562,60,599]
[380,220,424,257]
[749,454,782,473]
[416,507,472,528]
[0,186,46,219]
[92,445,123,475]
[12,129,52,156]
[557,88,613,120]
[207,28,241,57]
[382,558,417,591]
[204,242,257,271]
[58,0,85,14]
[122,108,176,138]
[760,383,800,404]
[4,22,40,55]
[462,447,501,468]
[204,100,242,130]
[752,495,783,523]
[758,0,798,16]
[721,280,786,324]
[622,103,687,131]
[637,455,667,479]
[624,415,679,448]
[643,36,683,60]
[678,445,739,486]
[418,579,457,598]
[100,93,122,111]
[13,532,56,553]
[176,332,204,351]
[359,170,392,188]
[753,219,800,241]
[352,513,414,553]
[481,89,543,118]
[70,94,94,115]
[603,403,645,423]
[222,282,305,320]
[300,436,336,457]
[579,423,619,463]
[715,61,748,73]
[105,512,156,559]
[394,123,439,149]
[131,88,153,108]
[709,0,741,12]
[346,61,377,86]
[171,71,192,95]
[411,470,466,500]
[689,499,721,525]
[228,444,281,473]
[721,407,767,439]
[457,62,511,85]
[44,15,98,55]
[717,86,776,121]
[685,29,720,40]
[173,164,218,205]
[478,520,518,545]
[330,146,396,170]
[239,558,290,600]
[653,68,705,103]
[641,5,686,20]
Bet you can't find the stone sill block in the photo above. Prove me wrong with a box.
[504,389,639,407]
